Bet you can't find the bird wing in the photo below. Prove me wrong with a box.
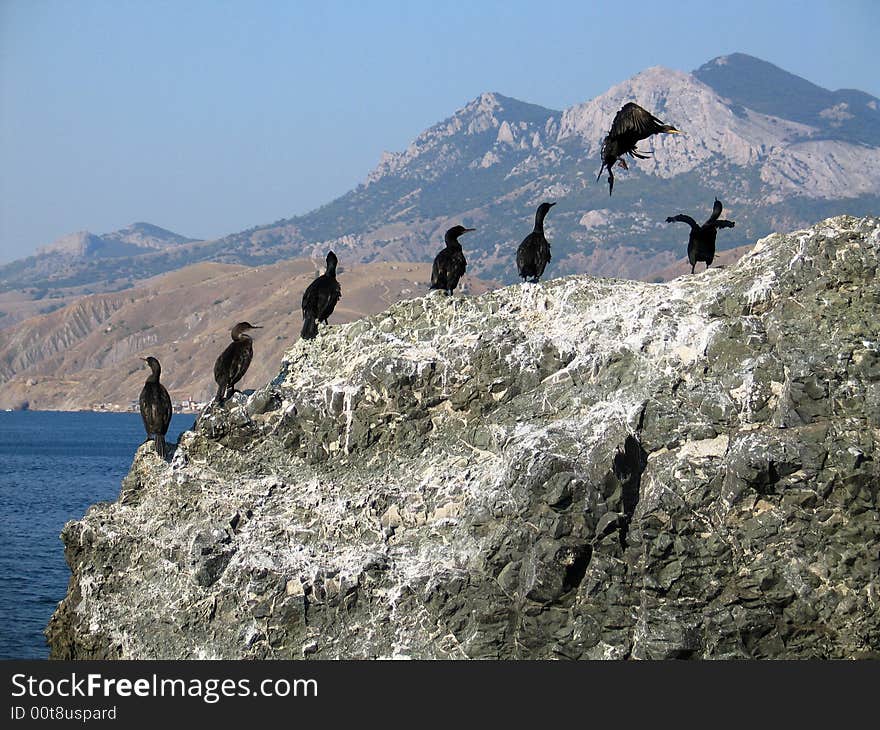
[214,340,250,388]
[609,103,670,141]
[138,386,151,433]
[213,345,231,385]
[715,219,736,229]
[707,198,723,223]
[515,236,531,276]
[316,280,342,320]
[666,214,699,231]
[302,277,321,312]
[158,385,172,435]
[431,250,448,289]
[445,251,467,290]
[139,383,172,435]
[226,343,253,387]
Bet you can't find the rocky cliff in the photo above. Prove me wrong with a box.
[47,216,880,659]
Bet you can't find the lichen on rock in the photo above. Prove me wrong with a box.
[47,216,880,659]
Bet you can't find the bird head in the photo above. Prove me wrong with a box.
[140,356,161,375]
[326,250,338,270]
[231,322,262,340]
[445,225,475,245]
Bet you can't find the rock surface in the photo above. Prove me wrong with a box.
[47,216,880,659]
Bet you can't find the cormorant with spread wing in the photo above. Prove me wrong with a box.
[138,356,172,459]
[666,198,736,273]
[301,251,342,340]
[598,102,682,195]
[516,202,556,283]
[430,225,474,295]
[214,322,262,401]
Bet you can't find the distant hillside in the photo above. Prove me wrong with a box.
[0,222,203,327]
[35,222,197,258]
[0,257,495,411]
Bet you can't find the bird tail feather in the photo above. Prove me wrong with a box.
[301,315,318,340]
[154,434,167,460]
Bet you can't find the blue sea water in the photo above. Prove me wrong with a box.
[0,410,195,659]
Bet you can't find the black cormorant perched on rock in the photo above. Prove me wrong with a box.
[516,202,556,283]
[138,356,172,459]
[430,225,474,295]
[301,251,342,340]
[666,198,736,273]
[597,103,682,195]
[214,322,262,401]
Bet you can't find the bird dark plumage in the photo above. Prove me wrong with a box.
[138,356,172,459]
[666,197,736,273]
[516,202,556,283]
[430,225,474,295]
[598,102,682,195]
[214,322,262,401]
[301,251,342,340]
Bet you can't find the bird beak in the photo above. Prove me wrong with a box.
[463,227,476,232]
[548,202,556,207]
[139,357,147,362]
[251,325,263,329]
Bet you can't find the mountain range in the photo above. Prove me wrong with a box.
[2,53,877,311]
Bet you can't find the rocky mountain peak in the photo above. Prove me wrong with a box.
[694,53,880,145]
[36,230,103,257]
[365,91,559,185]
[33,222,196,261]
[102,222,198,249]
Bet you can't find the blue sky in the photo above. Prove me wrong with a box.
[1,0,878,262]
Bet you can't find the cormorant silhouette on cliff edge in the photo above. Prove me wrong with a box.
[430,225,474,295]
[301,251,342,340]
[139,356,172,459]
[516,202,556,283]
[666,197,736,273]
[214,322,262,401]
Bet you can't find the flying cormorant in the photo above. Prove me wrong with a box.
[666,198,736,273]
[214,322,262,401]
[138,356,172,459]
[430,225,474,295]
[597,102,682,195]
[301,251,342,340]
[516,202,556,283]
